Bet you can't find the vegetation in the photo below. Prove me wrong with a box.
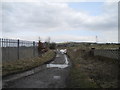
[38,40,45,55]
[67,47,118,88]
[2,50,55,76]
[89,44,120,49]
[57,42,120,50]
[49,42,56,49]
[67,48,99,88]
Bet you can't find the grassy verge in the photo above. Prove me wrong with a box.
[67,47,118,88]
[67,48,99,88]
[68,67,98,88]
[2,50,55,76]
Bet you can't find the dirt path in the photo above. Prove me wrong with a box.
[3,50,71,88]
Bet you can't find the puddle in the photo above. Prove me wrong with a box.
[53,76,61,79]
[47,64,68,69]
[64,55,68,64]
[56,54,60,57]
[47,55,69,69]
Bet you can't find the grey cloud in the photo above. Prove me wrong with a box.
[1,2,118,42]
[2,2,118,32]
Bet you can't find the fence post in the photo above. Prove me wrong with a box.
[118,47,120,61]
[90,48,95,56]
[2,38,3,47]
[0,38,1,47]
[118,47,120,88]
[33,41,35,57]
[17,39,19,60]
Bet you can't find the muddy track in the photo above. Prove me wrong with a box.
[3,50,71,88]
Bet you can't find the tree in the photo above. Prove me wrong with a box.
[38,37,44,56]
[49,42,56,49]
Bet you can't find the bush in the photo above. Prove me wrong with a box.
[49,43,56,49]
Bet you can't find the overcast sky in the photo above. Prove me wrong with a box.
[1,0,118,43]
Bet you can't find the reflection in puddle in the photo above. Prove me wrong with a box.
[47,54,69,69]
[64,55,68,64]
[56,54,60,57]
[47,64,68,69]
[53,76,61,79]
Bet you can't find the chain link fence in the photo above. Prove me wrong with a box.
[89,44,120,60]
[93,49,120,60]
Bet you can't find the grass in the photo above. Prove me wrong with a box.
[68,67,99,88]
[89,44,120,49]
[67,47,118,88]
[67,48,99,88]
[2,50,55,76]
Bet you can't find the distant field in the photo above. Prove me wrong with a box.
[58,43,120,50]
[89,44,120,49]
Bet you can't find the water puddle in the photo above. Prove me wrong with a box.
[56,54,60,57]
[47,64,68,69]
[53,76,61,79]
[47,55,69,69]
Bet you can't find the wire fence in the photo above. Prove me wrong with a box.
[89,47,120,60]
[94,49,120,60]
[0,38,39,62]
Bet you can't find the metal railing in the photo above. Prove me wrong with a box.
[0,38,38,62]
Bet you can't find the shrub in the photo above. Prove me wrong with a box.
[49,43,56,49]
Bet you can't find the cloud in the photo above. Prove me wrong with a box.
[1,0,119,2]
[2,2,117,31]
[51,35,96,43]
[1,1,118,42]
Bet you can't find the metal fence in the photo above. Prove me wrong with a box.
[0,38,39,62]
[93,48,120,60]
